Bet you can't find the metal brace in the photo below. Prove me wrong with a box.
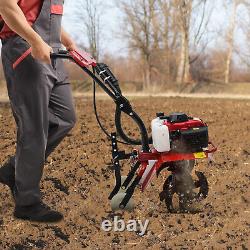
[108,133,122,200]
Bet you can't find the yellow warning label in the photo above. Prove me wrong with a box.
[194,152,206,159]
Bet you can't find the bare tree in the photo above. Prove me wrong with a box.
[157,0,179,83]
[80,0,103,60]
[224,0,240,84]
[118,0,157,91]
[175,0,193,85]
[170,0,213,88]
[227,0,250,80]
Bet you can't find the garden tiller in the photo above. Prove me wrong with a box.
[51,50,217,213]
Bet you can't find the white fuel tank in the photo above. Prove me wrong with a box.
[151,118,171,152]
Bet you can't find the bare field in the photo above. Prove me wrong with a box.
[0,97,249,249]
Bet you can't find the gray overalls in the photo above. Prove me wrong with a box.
[1,0,76,206]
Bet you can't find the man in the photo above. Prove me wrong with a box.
[0,0,77,222]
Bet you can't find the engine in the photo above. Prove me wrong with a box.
[151,112,209,153]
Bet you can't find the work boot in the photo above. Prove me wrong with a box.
[14,202,63,223]
[0,157,15,196]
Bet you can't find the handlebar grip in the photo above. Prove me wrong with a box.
[50,50,69,58]
[50,49,97,68]
[50,50,70,69]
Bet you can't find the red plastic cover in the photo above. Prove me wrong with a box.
[163,119,206,132]
[69,50,97,67]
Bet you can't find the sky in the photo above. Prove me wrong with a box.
[62,0,125,55]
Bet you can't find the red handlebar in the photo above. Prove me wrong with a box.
[69,50,97,67]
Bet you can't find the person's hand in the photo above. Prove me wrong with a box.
[65,42,77,51]
[61,28,77,51]
[30,37,53,64]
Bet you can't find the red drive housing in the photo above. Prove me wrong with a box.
[163,113,209,153]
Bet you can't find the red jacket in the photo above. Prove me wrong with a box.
[0,0,42,39]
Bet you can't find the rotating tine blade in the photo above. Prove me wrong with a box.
[194,171,209,201]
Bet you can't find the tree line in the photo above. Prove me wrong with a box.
[70,0,250,92]
[1,0,249,93]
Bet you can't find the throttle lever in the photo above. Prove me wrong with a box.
[50,50,70,69]
[50,55,56,69]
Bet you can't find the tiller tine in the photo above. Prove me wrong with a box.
[194,171,209,201]
[160,170,209,213]
[159,191,166,201]
[156,164,169,177]
[160,175,176,213]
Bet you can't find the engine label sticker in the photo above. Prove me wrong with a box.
[194,152,206,159]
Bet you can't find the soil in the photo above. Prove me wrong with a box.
[0,97,249,250]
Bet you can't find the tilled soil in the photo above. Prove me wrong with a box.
[0,97,249,250]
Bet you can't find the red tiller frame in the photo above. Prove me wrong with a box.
[137,142,217,191]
